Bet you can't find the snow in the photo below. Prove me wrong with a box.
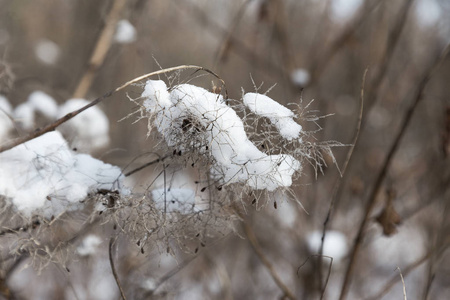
[243,92,302,140]
[142,80,301,191]
[414,0,442,28]
[13,102,35,130]
[57,99,110,151]
[369,225,426,268]
[27,90,58,119]
[77,234,102,256]
[290,68,311,87]
[114,19,137,44]
[306,230,348,262]
[329,0,363,23]
[0,95,13,141]
[35,39,60,65]
[0,131,123,218]
[151,188,196,214]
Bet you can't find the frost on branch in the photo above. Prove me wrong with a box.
[141,80,302,192]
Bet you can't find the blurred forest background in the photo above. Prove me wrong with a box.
[1,0,450,299]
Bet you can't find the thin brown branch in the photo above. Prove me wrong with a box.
[309,0,382,85]
[338,44,450,300]
[317,68,367,294]
[421,194,449,300]
[0,65,224,153]
[148,255,198,296]
[364,0,414,113]
[73,0,128,98]
[364,239,450,300]
[243,220,296,300]
[124,154,171,177]
[109,237,127,300]
[174,0,287,80]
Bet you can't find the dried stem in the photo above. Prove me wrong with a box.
[243,219,296,300]
[317,68,367,294]
[364,239,450,300]
[73,0,128,98]
[364,0,414,114]
[397,267,407,300]
[338,44,450,300]
[124,154,171,177]
[109,237,127,300]
[309,0,382,85]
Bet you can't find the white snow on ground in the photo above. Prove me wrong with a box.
[142,80,301,191]
[114,19,137,44]
[0,131,123,218]
[57,99,110,151]
[243,92,302,140]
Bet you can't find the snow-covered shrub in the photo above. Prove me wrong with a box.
[137,79,341,195]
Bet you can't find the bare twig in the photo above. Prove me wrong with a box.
[397,267,407,300]
[364,0,414,113]
[338,44,450,300]
[109,237,127,300]
[148,255,199,296]
[0,65,225,153]
[73,0,128,98]
[297,254,334,300]
[174,0,287,79]
[317,68,367,294]
[243,220,296,300]
[308,0,382,85]
[421,193,449,300]
[364,239,450,300]
[124,154,171,177]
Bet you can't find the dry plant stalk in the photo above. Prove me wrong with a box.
[73,0,128,98]
[338,44,450,300]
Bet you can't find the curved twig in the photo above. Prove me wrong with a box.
[109,237,127,300]
[0,65,225,153]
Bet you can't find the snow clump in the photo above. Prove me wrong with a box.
[141,80,302,192]
[57,99,110,151]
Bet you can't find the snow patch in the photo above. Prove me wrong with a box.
[141,80,301,191]
[0,131,123,218]
[57,99,110,151]
[35,39,60,65]
[114,19,137,44]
